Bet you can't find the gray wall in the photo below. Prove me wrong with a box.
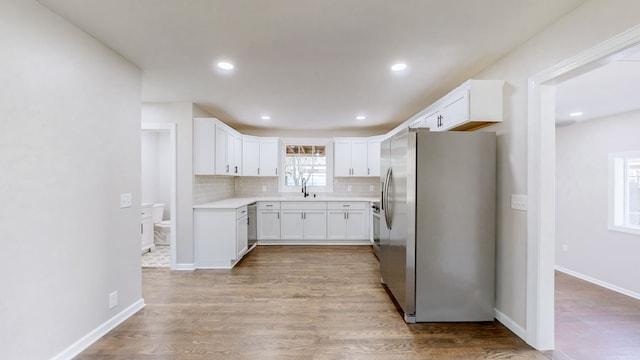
[556,110,640,296]
[0,1,142,359]
[474,0,640,331]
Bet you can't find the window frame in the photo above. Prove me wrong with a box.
[278,138,334,194]
[608,151,640,235]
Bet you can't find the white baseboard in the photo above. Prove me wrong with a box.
[494,308,527,340]
[174,263,195,271]
[52,298,145,360]
[257,240,371,246]
[555,265,640,301]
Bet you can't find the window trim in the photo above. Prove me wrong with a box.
[608,151,640,236]
[278,138,334,193]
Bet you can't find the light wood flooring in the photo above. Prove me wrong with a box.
[78,246,551,359]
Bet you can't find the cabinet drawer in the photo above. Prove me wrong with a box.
[258,201,281,210]
[236,206,248,219]
[281,201,327,210]
[327,202,368,210]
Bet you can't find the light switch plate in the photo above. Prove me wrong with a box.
[109,291,118,309]
[511,194,527,211]
[120,193,132,208]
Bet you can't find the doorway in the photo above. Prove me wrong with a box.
[527,24,640,350]
[141,123,177,269]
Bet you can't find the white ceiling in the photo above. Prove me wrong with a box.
[39,0,585,132]
[555,48,640,126]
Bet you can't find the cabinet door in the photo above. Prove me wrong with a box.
[327,210,347,239]
[303,210,327,240]
[242,137,260,176]
[350,140,368,176]
[409,118,424,128]
[259,139,279,176]
[236,215,248,259]
[226,132,235,175]
[233,134,242,175]
[367,139,381,176]
[424,110,443,132]
[280,210,304,239]
[257,210,280,240]
[334,141,352,176]
[215,125,228,174]
[442,90,469,130]
[346,210,368,240]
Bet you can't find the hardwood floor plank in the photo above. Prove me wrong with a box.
[77,246,546,359]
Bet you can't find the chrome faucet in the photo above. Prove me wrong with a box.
[301,178,309,198]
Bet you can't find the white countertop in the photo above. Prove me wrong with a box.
[193,196,379,209]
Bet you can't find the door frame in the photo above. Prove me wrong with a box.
[526,24,640,350]
[142,122,177,270]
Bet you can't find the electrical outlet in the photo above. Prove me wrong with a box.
[511,194,527,211]
[369,185,374,191]
[347,185,352,192]
[262,185,267,192]
[120,193,132,208]
[562,244,568,252]
[109,291,118,309]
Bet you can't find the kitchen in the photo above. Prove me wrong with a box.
[5,1,640,359]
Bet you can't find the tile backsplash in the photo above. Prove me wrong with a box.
[194,175,380,203]
[193,175,235,204]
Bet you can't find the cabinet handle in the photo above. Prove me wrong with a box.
[247,218,249,225]
[226,164,229,172]
[275,168,277,175]
[235,166,238,174]
[277,212,280,219]
[344,212,346,219]
[343,204,350,207]
[301,213,304,220]
[347,213,349,220]
[266,204,273,207]
[257,168,260,175]
[368,168,370,175]
[141,224,143,234]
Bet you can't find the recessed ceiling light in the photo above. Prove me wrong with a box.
[356,115,366,120]
[217,62,234,70]
[261,115,271,120]
[569,111,583,117]
[391,63,407,72]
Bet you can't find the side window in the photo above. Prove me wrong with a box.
[609,152,640,234]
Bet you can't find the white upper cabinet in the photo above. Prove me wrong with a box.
[195,117,276,177]
[242,136,278,176]
[334,138,369,177]
[367,137,382,177]
[193,117,242,176]
[242,136,260,176]
[412,79,504,132]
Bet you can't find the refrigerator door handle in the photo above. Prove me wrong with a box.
[383,168,392,229]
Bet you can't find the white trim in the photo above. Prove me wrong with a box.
[494,308,527,340]
[257,240,372,246]
[174,263,196,271]
[51,299,145,360]
[527,24,640,350]
[141,123,178,270]
[555,266,640,301]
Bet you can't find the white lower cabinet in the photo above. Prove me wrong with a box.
[194,206,249,269]
[280,202,327,240]
[141,205,154,253]
[257,202,281,240]
[327,202,368,240]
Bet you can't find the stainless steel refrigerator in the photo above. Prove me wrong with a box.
[380,128,495,323]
